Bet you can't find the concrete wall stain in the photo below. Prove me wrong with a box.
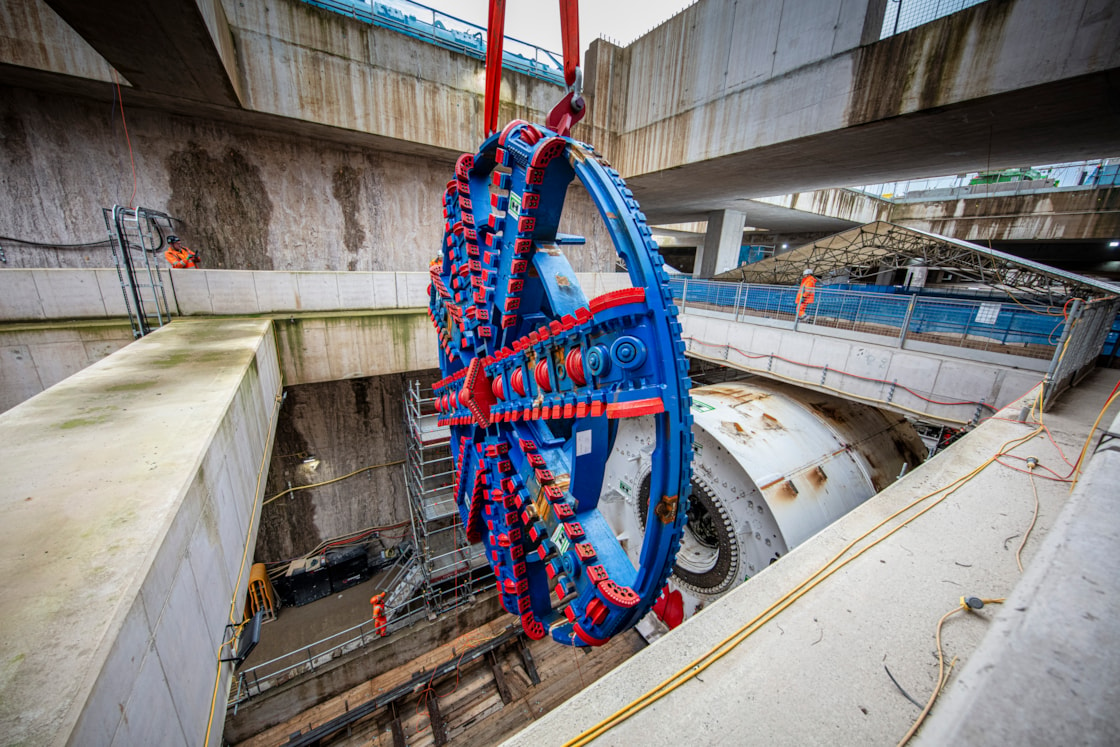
[331,164,366,271]
[255,370,437,562]
[848,0,1014,125]
[167,142,275,270]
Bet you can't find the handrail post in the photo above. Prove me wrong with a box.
[733,283,743,321]
[681,278,689,313]
[898,293,918,348]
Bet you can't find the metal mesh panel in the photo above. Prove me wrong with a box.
[881,0,989,38]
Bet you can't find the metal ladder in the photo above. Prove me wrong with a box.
[102,206,175,338]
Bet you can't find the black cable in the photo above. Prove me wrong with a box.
[0,235,113,249]
[884,664,923,709]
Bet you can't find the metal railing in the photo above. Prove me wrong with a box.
[854,159,1116,202]
[670,278,1073,361]
[303,0,565,85]
[1042,296,1120,407]
[228,558,425,708]
[227,557,494,708]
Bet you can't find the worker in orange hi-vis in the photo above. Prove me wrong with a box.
[164,235,200,269]
[796,268,817,320]
[369,593,388,637]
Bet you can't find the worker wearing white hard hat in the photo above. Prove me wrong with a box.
[796,268,817,319]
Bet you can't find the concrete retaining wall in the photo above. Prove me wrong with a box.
[256,372,437,562]
[0,320,135,413]
[0,318,281,745]
[0,84,615,274]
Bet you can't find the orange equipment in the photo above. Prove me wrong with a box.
[245,563,278,622]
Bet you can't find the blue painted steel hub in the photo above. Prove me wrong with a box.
[428,121,692,646]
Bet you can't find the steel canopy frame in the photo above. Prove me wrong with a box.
[716,221,1120,303]
[428,120,693,646]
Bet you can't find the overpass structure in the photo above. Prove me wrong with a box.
[2,0,1119,275]
[652,182,1120,277]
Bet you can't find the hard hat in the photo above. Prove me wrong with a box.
[803,268,813,276]
[167,235,180,243]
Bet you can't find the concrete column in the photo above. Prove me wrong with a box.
[696,209,747,278]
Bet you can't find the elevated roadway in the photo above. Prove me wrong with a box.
[596,0,1120,223]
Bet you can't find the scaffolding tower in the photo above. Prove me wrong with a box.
[396,381,493,622]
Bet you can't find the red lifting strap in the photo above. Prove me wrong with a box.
[484,0,507,137]
[559,0,579,88]
[485,0,584,138]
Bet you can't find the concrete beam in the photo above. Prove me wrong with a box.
[0,0,120,83]
[611,0,1120,221]
[0,318,280,745]
[273,310,437,385]
[42,0,242,105]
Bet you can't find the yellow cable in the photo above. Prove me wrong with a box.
[1069,389,1120,490]
[897,597,1005,745]
[565,423,1042,747]
[1016,461,1040,573]
[203,385,284,746]
[261,460,406,506]
[996,288,1067,318]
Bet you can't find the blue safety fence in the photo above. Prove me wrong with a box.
[302,0,566,85]
[668,278,1066,360]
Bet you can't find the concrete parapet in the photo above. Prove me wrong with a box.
[916,407,1120,745]
[168,270,430,316]
[0,269,132,321]
[0,269,628,410]
[681,310,1045,425]
[0,270,631,322]
[0,318,281,745]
